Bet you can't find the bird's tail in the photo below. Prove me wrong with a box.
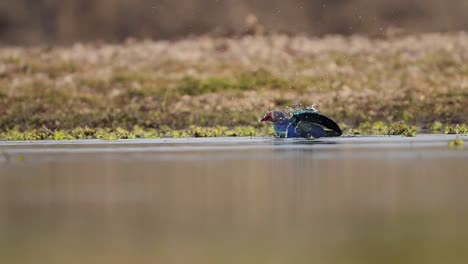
[325,129,343,137]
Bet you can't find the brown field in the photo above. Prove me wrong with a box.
[0,32,467,139]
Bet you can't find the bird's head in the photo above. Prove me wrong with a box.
[260,110,287,123]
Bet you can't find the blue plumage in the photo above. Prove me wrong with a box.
[260,109,342,138]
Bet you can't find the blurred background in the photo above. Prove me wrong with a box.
[1,0,468,45]
[1,1,468,263]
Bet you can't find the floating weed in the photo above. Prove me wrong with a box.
[388,122,417,137]
[95,128,120,140]
[348,121,417,136]
[350,122,372,135]
[53,130,75,140]
[348,121,389,135]
[231,126,260,137]
[0,127,52,140]
[2,123,467,141]
[70,126,98,139]
[0,127,150,141]
[94,127,144,140]
[448,138,464,148]
[401,129,417,137]
[172,130,190,138]
[132,125,160,138]
[0,126,271,140]
[182,125,272,137]
[444,124,468,135]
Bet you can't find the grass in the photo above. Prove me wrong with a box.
[1,33,468,139]
[177,69,289,96]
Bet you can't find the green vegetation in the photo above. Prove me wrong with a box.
[178,70,289,96]
[1,122,466,140]
[0,33,467,140]
[448,138,465,148]
[348,121,418,137]
[444,124,468,135]
[0,125,274,140]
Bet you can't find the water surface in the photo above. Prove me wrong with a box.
[1,135,467,264]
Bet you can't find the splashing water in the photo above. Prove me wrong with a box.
[308,103,319,112]
[285,103,319,115]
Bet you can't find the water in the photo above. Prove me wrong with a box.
[0,135,467,264]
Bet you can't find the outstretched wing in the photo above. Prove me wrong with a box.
[291,109,342,137]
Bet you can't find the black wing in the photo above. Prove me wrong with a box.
[291,110,342,137]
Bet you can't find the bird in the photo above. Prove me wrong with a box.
[260,109,342,138]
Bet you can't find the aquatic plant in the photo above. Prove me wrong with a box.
[0,125,276,140]
[444,124,468,135]
[388,122,417,137]
[448,138,465,148]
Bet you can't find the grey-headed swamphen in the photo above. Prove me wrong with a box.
[260,109,342,138]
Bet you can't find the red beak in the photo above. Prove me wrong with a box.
[260,112,272,122]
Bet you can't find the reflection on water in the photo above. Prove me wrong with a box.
[0,137,467,264]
